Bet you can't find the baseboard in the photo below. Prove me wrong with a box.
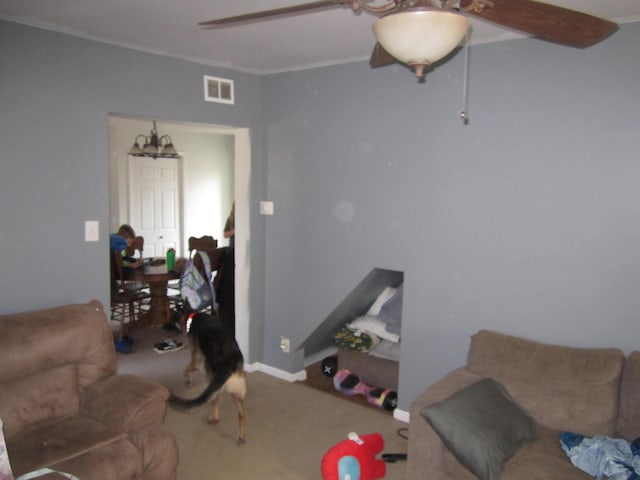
[247,361,409,423]
[303,346,337,367]
[245,362,307,382]
[393,408,410,424]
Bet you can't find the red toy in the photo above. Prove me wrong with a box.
[321,432,386,480]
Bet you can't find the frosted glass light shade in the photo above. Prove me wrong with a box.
[142,143,159,156]
[129,142,144,156]
[373,8,469,77]
[160,142,178,156]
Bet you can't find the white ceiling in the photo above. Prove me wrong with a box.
[2,0,639,75]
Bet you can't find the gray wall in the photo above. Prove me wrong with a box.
[260,23,640,409]
[0,21,266,362]
[2,18,639,413]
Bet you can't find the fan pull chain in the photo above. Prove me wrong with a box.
[460,29,470,125]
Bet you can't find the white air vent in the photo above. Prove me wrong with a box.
[204,75,234,105]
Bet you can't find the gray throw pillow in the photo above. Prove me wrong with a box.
[420,378,538,480]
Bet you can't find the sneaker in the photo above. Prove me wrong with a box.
[115,339,132,354]
[121,335,134,346]
[153,339,184,354]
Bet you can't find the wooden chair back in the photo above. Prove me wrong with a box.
[126,236,144,258]
[187,236,217,277]
[188,247,226,315]
[111,248,125,286]
[192,247,225,274]
[188,235,217,254]
[110,247,149,339]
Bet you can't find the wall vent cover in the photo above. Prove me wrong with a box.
[204,75,234,105]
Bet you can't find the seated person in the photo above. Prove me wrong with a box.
[110,224,143,268]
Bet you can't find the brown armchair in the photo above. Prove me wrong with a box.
[407,330,640,480]
[0,301,178,479]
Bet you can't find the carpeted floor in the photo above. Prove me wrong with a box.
[115,324,409,479]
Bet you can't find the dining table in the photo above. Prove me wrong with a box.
[124,258,183,327]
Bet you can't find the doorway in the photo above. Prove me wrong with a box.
[108,115,251,360]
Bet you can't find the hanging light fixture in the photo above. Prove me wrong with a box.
[372,5,470,79]
[128,121,179,158]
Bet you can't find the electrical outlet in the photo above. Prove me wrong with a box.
[280,336,290,353]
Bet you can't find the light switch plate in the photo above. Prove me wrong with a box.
[85,220,99,242]
[260,201,274,215]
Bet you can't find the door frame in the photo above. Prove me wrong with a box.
[109,115,251,362]
[234,128,250,362]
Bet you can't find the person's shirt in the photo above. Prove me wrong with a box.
[109,234,138,267]
[110,233,127,252]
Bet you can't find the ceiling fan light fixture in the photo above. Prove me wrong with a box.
[372,8,470,78]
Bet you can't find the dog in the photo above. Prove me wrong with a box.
[168,311,247,444]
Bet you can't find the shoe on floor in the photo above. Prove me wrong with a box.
[153,339,184,354]
[115,339,132,354]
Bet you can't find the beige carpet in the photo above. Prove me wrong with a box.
[115,324,409,479]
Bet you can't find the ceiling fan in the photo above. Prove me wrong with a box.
[199,0,618,78]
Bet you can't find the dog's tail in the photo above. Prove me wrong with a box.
[169,366,235,412]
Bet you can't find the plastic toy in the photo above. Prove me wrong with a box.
[321,432,386,480]
[333,369,397,411]
[321,355,338,377]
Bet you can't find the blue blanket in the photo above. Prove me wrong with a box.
[560,432,640,480]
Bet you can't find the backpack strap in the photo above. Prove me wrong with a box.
[17,469,80,480]
[197,250,218,310]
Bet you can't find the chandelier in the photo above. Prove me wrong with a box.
[128,121,179,158]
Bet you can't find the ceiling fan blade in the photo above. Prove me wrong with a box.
[199,1,355,27]
[369,42,397,68]
[461,0,618,48]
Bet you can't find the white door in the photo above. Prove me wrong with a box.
[128,156,181,257]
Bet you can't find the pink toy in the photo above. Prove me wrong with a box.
[321,432,386,480]
[333,369,397,411]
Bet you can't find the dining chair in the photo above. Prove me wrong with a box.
[167,235,218,298]
[166,236,220,327]
[110,249,150,340]
[124,236,147,292]
[188,235,219,291]
[169,242,223,316]
[187,246,227,316]
[126,235,145,258]
[188,235,218,254]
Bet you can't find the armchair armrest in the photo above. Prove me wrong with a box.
[80,374,169,433]
[407,368,484,480]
